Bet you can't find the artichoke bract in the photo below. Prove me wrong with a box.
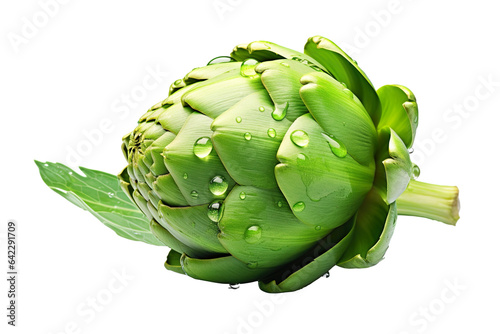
[116,36,460,292]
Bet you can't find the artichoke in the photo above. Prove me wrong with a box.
[37,36,460,293]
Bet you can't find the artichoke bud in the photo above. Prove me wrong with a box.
[116,36,458,293]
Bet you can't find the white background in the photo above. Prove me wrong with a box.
[1,0,499,333]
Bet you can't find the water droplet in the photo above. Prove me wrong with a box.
[413,114,418,123]
[183,173,188,179]
[259,106,265,112]
[108,192,115,198]
[228,284,240,290]
[244,132,252,141]
[174,79,182,85]
[315,225,321,231]
[310,65,323,72]
[412,163,421,179]
[68,171,73,175]
[193,137,213,158]
[323,271,330,278]
[43,163,49,167]
[247,261,258,269]
[207,56,234,65]
[272,102,288,121]
[207,200,224,222]
[408,147,414,154]
[191,222,196,227]
[291,130,309,147]
[280,62,290,67]
[343,88,354,99]
[190,190,199,199]
[244,225,262,244]
[239,191,246,200]
[209,176,228,196]
[297,153,307,161]
[235,116,242,123]
[267,128,276,138]
[240,58,259,77]
[293,201,305,212]
[277,201,283,208]
[321,133,347,158]
[353,59,358,65]
[340,82,347,88]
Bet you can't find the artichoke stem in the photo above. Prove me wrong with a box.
[396,180,460,226]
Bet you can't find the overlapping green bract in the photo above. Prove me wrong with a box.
[119,36,419,292]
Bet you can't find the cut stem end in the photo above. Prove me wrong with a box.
[396,180,460,226]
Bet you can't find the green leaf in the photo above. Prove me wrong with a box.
[156,103,194,135]
[150,219,201,256]
[337,188,397,268]
[379,128,412,204]
[218,185,323,269]
[304,36,382,125]
[184,61,242,85]
[299,71,377,166]
[275,113,375,229]
[152,174,189,207]
[35,161,163,246]
[158,202,228,256]
[255,59,316,122]
[182,70,264,119]
[377,85,419,148]
[163,112,236,206]
[259,218,355,293]
[211,90,292,188]
[180,253,275,284]
[164,249,186,275]
[231,40,327,72]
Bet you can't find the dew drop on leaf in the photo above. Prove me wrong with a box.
[293,201,305,212]
[209,176,228,196]
[240,58,259,77]
[272,102,288,121]
[247,261,258,269]
[207,200,224,222]
[342,88,354,99]
[207,56,234,65]
[412,163,421,179]
[244,225,262,244]
[321,133,347,158]
[193,137,213,158]
[291,130,309,147]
